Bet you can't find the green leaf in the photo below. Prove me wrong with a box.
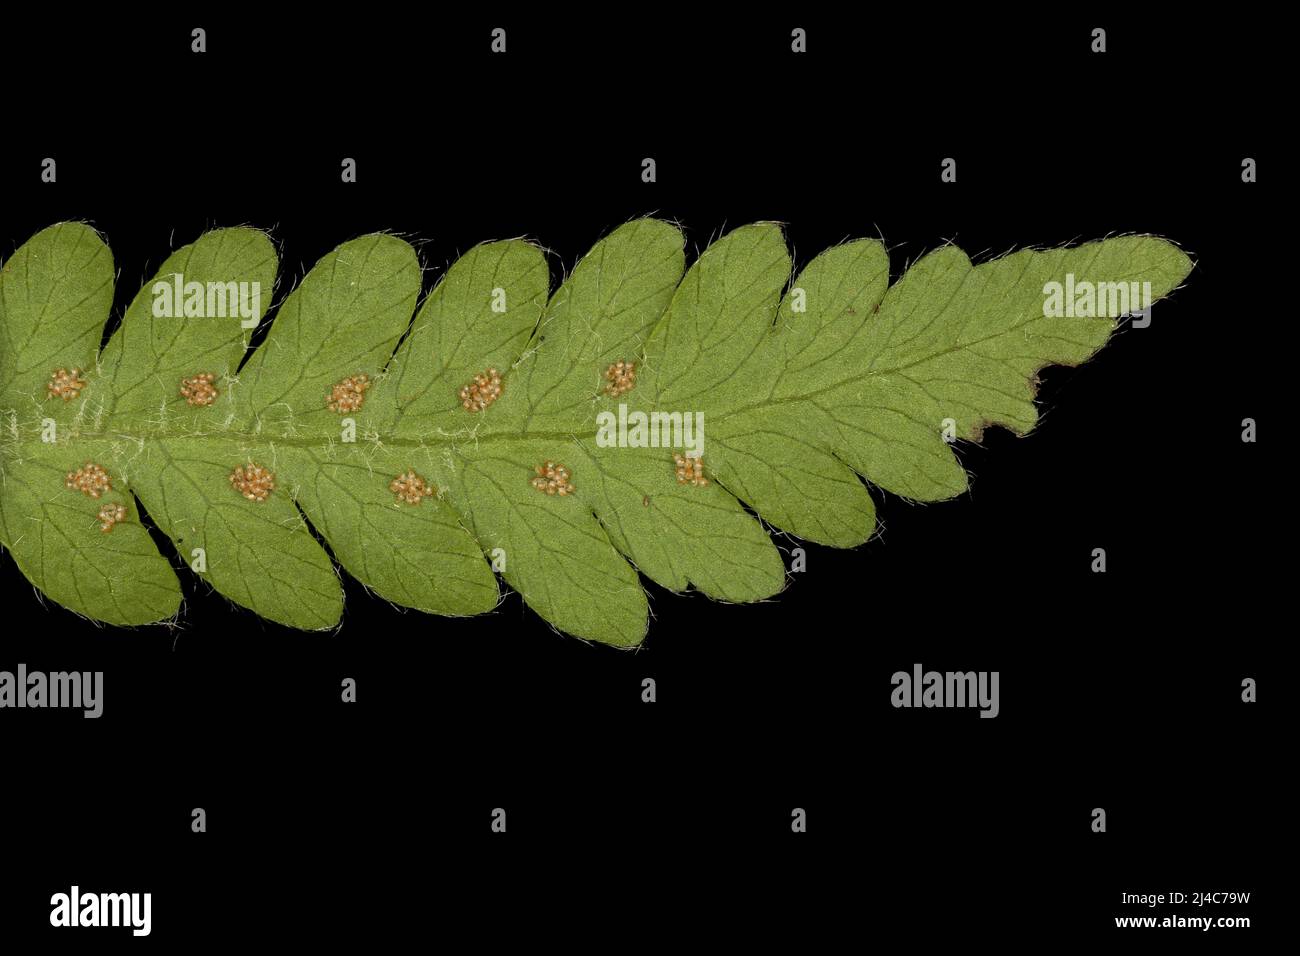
[0,220,1192,643]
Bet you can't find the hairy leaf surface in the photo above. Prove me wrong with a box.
[0,221,1192,642]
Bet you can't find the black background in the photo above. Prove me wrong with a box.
[1,10,1278,947]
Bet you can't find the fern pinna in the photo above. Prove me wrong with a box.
[0,221,1191,644]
